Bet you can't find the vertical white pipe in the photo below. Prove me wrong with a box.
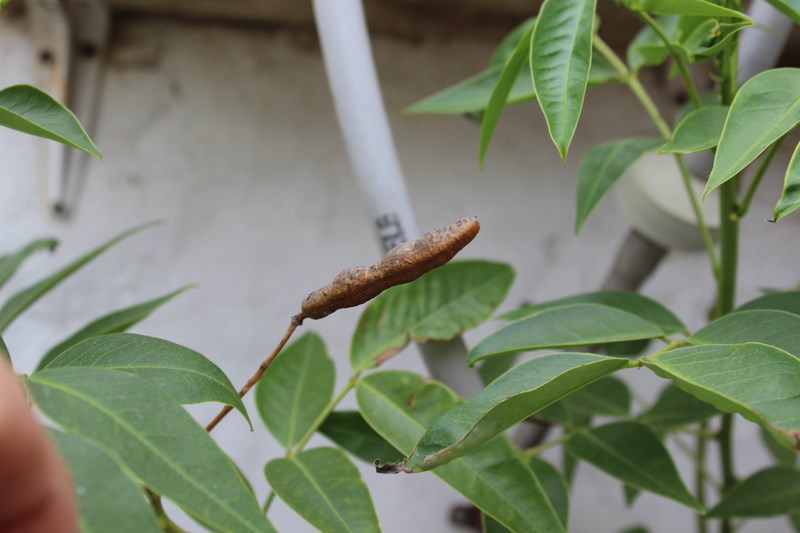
[312,0,483,397]
[312,0,418,248]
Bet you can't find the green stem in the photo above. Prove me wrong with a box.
[525,431,574,456]
[147,489,189,533]
[696,422,708,533]
[676,154,721,276]
[262,372,361,514]
[718,414,736,533]
[641,339,687,362]
[593,35,718,273]
[739,136,785,218]
[0,335,10,365]
[716,15,740,532]
[670,434,721,491]
[637,13,703,110]
[262,491,276,514]
[292,373,360,455]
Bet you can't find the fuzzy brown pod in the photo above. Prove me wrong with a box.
[299,216,480,321]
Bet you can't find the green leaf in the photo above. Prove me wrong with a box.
[0,85,103,159]
[499,291,686,334]
[737,291,800,316]
[531,0,597,160]
[575,137,663,231]
[774,141,800,222]
[566,422,703,511]
[0,334,8,363]
[539,400,594,430]
[637,383,718,431]
[644,343,800,450]
[761,427,798,467]
[357,371,564,533]
[37,287,190,371]
[490,18,538,67]
[602,339,652,357]
[407,65,535,116]
[319,411,402,465]
[562,376,631,417]
[659,106,727,154]
[50,430,161,533]
[478,352,518,385]
[766,0,800,24]
[28,367,273,533]
[624,484,641,507]
[40,333,250,427]
[481,514,512,533]
[386,353,627,472]
[529,456,570,528]
[479,25,535,167]
[618,0,751,19]
[690,310,800,357]
[351,260,513,371]
[684,21,751,60]
[470,304,663,364]
[408,19,537,116]
[627,15,678,72]
[0,222,155,334]
[255,332,334,448]
[705,69,800,198]
[793,512,800,533]
[265,447,381,533]
[708,466,800,517]
[476,28,619,164]
[0,237,57,290]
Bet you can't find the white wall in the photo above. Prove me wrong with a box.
[1,13,797,533]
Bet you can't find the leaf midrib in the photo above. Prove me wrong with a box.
[576,430,696,508]
[31,373,260,533]
[290,456,355,532]
[359,381,556,533]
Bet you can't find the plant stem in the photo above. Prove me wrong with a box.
[739,136,785,218]
[716,15,741,531]
[670,434,721,491]
[0,335,10,365]
[637,13,703,110]
[206,316,302,432]
[147,489,189,533]
[292,373,360,455]
[696,422,708,533]
[642,339,687,361]
[524,431,574,456]
[676,154,721,276]
[262,491,276,513]
[593,35,719,274]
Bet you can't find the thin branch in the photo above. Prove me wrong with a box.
[593,34,719,277]
[637,12,703,110]
[739,137,785,218]
[205,315,303,432]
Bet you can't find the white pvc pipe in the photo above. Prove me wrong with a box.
[312,0,418,248]
[312,0,484,398]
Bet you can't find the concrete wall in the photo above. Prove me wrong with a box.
[1,13,797,533]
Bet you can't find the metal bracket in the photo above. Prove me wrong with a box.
[25,0,110,215]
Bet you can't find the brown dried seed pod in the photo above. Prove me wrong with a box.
[299,216,480,320]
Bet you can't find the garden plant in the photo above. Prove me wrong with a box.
[2,0,800,532]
